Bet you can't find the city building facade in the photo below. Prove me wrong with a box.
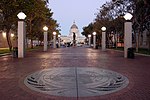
[61,22,85,45]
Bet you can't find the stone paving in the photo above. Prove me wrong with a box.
[0,46,150,100]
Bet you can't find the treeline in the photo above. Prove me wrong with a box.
[82,0,150,51]
[0,0,59,50]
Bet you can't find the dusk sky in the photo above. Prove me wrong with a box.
[48,0,111,35]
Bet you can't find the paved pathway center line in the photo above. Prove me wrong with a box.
[75,67,79,100]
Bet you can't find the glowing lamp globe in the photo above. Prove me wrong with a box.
[2,32,6,38]
[17,12,26,20]
[101,27,106,31]
[43,26,48,31]
[58,35,61,37]
[124,13,133,20]
[92,32,96,35]
[53,32,57,35]
[88,34,91,38]
[11,33,14,37]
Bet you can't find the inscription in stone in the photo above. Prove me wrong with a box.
[24,67,129,97]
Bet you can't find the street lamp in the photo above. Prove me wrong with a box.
[2,32,6,38]
[123,13,133,58]
[43,26,48,31]
[53,32,57,48]
[11,33,14,38]
[88,34,91,47]
[124,13,133,21]
[17,12,26,58]
[43,26,48,51]
[58,34,61,48]
[92,32,96,49]
[17,12,26,20]
[101,27,106,31]
[101,27,106,51]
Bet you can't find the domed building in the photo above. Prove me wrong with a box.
[61,21,85,45]
[69,22,80,37]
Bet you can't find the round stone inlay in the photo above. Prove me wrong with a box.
[24,67,129,97]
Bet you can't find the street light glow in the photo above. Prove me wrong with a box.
[17,12,26,20]
[92,32,96,35]
[101,27,106,31]
[2,32,6,38]
[58,34,61,37]
[124,13,133,20]
[53,32,57,35]
[11,33,14,37]
[43,26,48,31]
[88,34,91,38]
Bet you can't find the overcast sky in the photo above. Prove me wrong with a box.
[48,0,111,35]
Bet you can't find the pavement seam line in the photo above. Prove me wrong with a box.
[75,67,79,100]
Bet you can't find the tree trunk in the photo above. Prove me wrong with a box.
[115,32,117,48]
[29,19,33,48]
[31,38,33,49]
[6,29,12,51]
[136,30,140,52]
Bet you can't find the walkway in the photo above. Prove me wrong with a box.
[0,47,150,100]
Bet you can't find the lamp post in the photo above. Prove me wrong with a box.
[88,34,91,47]
[43,26,48,51]
[101,27,106,51]
[92,32,96,49]
[17,12,26,58]
[124,13,133,58]
[53,32,56,48]
[58,35,61,48]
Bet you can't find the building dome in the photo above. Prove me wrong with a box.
[70,22,78,29]
[60,21,86,44]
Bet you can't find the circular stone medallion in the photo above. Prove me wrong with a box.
[24,67,129,97]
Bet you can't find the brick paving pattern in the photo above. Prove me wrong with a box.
[0,47,150,100]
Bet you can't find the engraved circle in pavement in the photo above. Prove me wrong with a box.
[24,67,129,97]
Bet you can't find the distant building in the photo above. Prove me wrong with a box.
[61,21,85,44]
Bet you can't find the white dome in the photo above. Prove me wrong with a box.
[69,21,80,37]
[71,23,78,29]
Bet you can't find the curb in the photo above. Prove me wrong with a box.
[107,49,150,57]
[0,53,12,57]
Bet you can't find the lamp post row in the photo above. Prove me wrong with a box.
[17,11,132,59]
[43,27,61,51]
[88,12,132,58]
[88,27,106,50]
[17,11,61,58]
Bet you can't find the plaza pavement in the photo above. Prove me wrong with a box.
[0,46,150,100]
